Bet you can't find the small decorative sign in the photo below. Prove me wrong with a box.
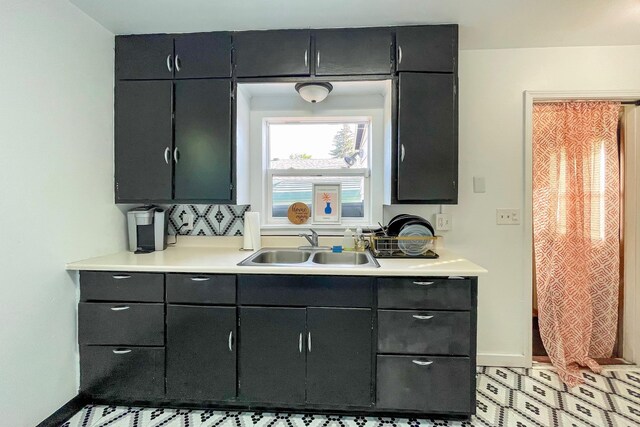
[287,202,310,224]
[312,183,341,224]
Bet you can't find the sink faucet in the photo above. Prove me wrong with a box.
[299,229,319,247]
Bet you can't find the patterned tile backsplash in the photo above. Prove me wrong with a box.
[168,205,251,236]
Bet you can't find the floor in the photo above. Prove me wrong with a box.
[63,367,640,427]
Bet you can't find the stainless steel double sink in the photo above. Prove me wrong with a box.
[238,248,380,268]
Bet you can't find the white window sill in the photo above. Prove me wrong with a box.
[260,222,375,236]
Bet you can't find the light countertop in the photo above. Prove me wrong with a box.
[66,237,487,277]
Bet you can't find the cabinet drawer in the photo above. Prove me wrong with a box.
[239,275,373,307]
[166,274,236,304]
[376,355,472,414]
[377,310,470,355]
[78,303,164,345]
[80,271,164,302]
[377,278,470,310]
[80,345,164,399]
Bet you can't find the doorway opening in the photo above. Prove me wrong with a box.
[526,95,640,374]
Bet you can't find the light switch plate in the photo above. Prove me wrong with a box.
[435,213,451,231]
[473,176,486,193]
[496,209,520,225]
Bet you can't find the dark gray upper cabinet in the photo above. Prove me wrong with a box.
[116,34,174,80]
[174,79,232,202]
[396,25,458,73]
[239,307,306,404]
[233,30,311,77]
[396,73,457,203]
[174,32,232,79]
[306,308,373,407]
[166,305,236,401]
[115,81,173,202]
[116,33,231,80]
[314,28,393,76]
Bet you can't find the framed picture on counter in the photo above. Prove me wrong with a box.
[312,183,341,224]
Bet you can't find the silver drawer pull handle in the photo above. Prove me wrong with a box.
[448,276,464,280]
[401,144,406,162]
[164,147,170,164]
[112,274,131,280]
[308,332,312,352]
[299,333,302,353]
[112,349,132,354]
[166,54,172,72]
[412,360,433,366]
[304,49,308,67]
[110,306,130,311]
[190,277,210,282]
[413,281,435,286]
[398,46,403,65]
[175,54,181,72]
[412,315,434,320]
[228,331,233,352]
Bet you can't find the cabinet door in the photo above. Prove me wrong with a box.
[174,79,232,202]
[115,81,173,202]
[397,73,457,203]
[306,308,373,406]
[234,30,310,77]
[239,307,306,404]
[174,32,232,79]
[314,28,393,76]
[115,34,174,80]
[396,25,458,73]
[166,305,236,401]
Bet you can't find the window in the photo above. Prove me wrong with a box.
[264,118,371,225]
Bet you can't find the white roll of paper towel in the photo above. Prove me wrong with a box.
[243,212,261,251]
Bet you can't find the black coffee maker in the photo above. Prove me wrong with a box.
[126,206,168,253]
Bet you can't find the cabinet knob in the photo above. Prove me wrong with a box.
[317,51,320,68]
[308,332,312,352]
[304,49,308,67]
[164,147,170,164]
[173,147,180,164]
[398,45,403,65]
[111,274,131,280]
[228,331,233,352]
[112,349,132,355]
[110,306,130,311]
[175,54,181,72]
[190,276,210,282]
[166,54,173,73]
[412,360,433,366]
[298,333,303,353]
[401,144,406,162]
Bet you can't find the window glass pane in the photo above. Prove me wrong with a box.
[271,176,365,218]
[269,122,369,170]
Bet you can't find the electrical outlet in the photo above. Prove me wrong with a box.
[496,209,520,225]
[183,213,194,231]
[435,213,451,231]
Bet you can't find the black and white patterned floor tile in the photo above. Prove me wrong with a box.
[63,368,640,427]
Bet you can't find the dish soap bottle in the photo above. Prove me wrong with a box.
[342,228,354,251]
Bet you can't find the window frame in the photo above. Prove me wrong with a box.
[262,116,373,228]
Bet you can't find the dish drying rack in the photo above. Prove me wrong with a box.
[367,234,439,259]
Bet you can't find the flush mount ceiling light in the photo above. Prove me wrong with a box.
[295,82,333,103]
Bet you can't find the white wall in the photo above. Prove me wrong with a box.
[0,1,124,425]
[390,45,640,366]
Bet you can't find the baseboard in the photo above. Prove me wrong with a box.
[36,394,88,427]
[477,353,528,367]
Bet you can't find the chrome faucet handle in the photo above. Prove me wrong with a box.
[299,229,319,247]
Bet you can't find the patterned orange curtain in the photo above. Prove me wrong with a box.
[533,101,621,387]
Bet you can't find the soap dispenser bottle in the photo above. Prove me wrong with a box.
[342,228,354,251]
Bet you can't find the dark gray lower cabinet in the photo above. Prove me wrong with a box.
[239,307,306,404]
[376,355,472,414]
[166,305,236,401]
[80,346,164,399]
[307,308,373,406]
